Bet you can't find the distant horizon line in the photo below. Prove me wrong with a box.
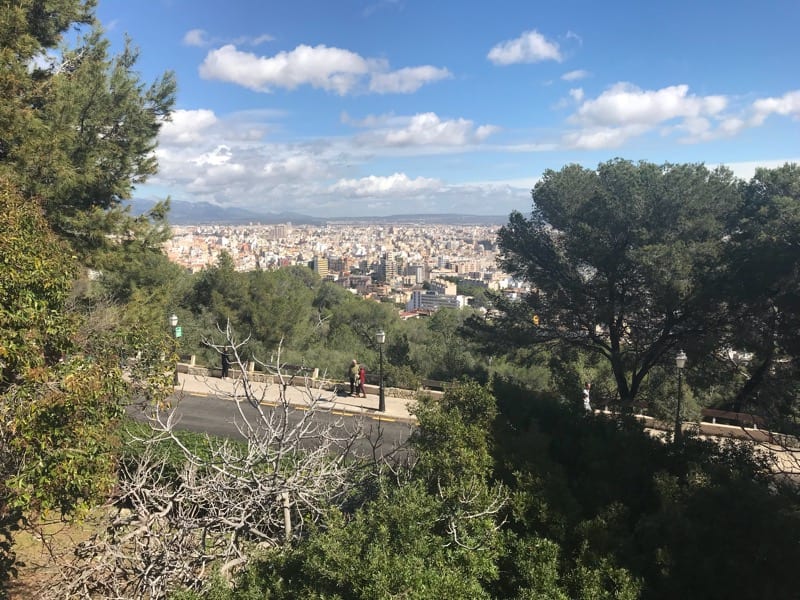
[128,197,510,226]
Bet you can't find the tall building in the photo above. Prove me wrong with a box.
[311,255,329,277]
[379,252,397,282]
[405,264,425,284]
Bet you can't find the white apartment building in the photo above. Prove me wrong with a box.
[406,290,467,312]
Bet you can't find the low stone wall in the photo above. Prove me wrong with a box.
[177,361,441,400]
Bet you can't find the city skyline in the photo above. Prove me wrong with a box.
[98,0,800,217]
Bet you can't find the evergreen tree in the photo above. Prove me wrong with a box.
[467,160,741,406]
[0,0,176,254]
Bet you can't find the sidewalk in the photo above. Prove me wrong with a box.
[174,371,418,423]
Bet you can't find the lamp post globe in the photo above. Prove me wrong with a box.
[674,349,687,443]
[169,313,179,385]
[376,329,386,412]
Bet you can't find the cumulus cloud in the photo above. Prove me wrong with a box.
[193,145,233,166]
[199,43,449,95]
[352,112,498,148]
[562,69,588,81]
[330,173,441,197]
[262,155,328,181]
[160,109,219,144]
[563,83,732,148]
[487,30,562,65]
[199,44,367,94]
[151,106,509,214]
[152,110,531,215]
[751,90,800,125]
[673,116,714,139]
[571,83,727,127]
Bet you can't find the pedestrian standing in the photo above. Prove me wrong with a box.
[348,359,358,395]
[357,365,366,398]
[583,382,592,413]
[221,349,231,379]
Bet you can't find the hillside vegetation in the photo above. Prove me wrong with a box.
[1,2,800,599]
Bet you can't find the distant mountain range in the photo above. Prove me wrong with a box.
[126,198,508,226]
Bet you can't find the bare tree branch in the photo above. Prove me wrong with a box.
[43,332,382,599]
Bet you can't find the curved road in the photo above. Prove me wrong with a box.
[128,391,416,458]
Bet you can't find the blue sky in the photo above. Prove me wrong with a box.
[96,0,800,217]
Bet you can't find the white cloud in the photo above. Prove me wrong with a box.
[571,83,727,127]
[369,66,452,93]
[199,44,368,94]
[569,88,584,103]
[673,116,713,139]
[160,109,219,144]
[563,83,732,148]
[183,29,208,47]
[186,161,247,193]
[487,30,562,65]
[562,69,588,81]
[355,112,497,148]
[262,155,328,180]
[563,83,800,149]
[152,107,508,213]
[717,117,747,136]
[716,158,800,180]
[199,43,449,95]
[751,90,800,125]
[563,125,650,150]
[672,89,800,143]
[330,173,441,197]
[194,145,233,166]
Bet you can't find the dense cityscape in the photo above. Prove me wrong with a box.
[165,222,518,312]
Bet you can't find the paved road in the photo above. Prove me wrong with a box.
[127,390,416,458]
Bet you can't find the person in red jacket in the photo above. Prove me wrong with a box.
[357,365,367,398]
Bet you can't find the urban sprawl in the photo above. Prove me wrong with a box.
[165,223,522,315]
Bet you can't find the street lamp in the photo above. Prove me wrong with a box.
[169,313,179,385]
[674,349,687,443]
[376,329,386,412]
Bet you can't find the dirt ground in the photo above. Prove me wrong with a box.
[7,513,102,599]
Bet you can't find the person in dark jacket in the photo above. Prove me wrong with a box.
[348,359,358,395]
[221,349,231,379]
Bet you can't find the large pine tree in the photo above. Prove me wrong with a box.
[0,2,177,591]
[0,0,176,253]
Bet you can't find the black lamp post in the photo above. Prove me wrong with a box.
[169,313,180,385]
[376,329,386,412]
[674,349,687,443]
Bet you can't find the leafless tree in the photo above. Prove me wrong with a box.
[43,324,391,599]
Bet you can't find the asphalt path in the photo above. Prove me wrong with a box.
[127,391,416,458]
